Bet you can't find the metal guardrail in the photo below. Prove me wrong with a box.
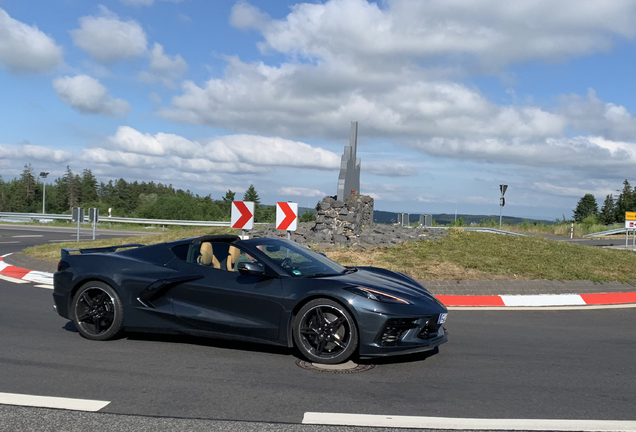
[583,228,628,237]
[0,212,232,227]
[424,226,525,236]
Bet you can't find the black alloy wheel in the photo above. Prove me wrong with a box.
[72,281,124,341]
[293,298,358,364]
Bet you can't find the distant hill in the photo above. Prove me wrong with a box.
[295,206,552,226]
[373,210,553,226]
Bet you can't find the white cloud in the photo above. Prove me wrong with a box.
[71,7,147,64]
[559,89,636,141]
[53,75,131,116]
[230,2,270,30]
[139,43,187,88]
[0,8,63,73]
[100,126,340,173]
[0,144,72,162]
[409,135,636,175]
[162,56,564,140]
[533,182,616,199]
[364,161,418,177]
[278,187,326,197]
[243,0,636,70]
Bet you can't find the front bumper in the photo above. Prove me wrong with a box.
[359,325,447,357]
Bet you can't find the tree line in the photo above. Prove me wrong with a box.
[573,179,636,224]
[0,164,314,223]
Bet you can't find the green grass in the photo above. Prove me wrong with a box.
[326,229,636,282]
[22,227,636,282]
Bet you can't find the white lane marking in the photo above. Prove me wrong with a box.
[501,294,586,307]
[0,274,29,284]
[34,284,54,290]
[449,304,636,311]
[10,235,43,238]
[302,412,636,431]
[0,241,20,244]
[0,392,110,412]
[22,271,54,285]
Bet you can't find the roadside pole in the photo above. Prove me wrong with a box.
[72,207,84,242]
[89,208,99,241]
[499,184,508,229]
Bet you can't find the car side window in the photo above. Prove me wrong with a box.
[187,242,264,273]
[230,249,265,273]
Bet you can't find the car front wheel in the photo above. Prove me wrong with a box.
[72,281,123,341]
[293,298,358,364]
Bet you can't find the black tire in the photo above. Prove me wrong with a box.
[72,281,124,341]
[293,298,358,364]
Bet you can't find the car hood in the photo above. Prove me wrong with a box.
[326,266,443,305]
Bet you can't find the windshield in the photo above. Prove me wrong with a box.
[243,238,345,277]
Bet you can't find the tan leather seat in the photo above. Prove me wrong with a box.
[227,246,241,271]
[198,242,220,268]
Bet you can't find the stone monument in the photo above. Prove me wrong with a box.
[311,121,374,246]
[337,121,361,201]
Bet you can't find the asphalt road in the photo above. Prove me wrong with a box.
[0,224,155,256]
[1,225,635,431]
[1,280,635,425]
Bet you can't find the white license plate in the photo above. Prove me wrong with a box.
[437,313,447,324]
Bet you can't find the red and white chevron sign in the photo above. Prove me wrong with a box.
[276,202,298,231]
[231,201,254,229]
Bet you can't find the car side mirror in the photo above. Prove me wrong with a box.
[237,262,266,276]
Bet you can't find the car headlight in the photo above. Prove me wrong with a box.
[344,286,412,305]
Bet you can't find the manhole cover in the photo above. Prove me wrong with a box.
[295,359,375,374]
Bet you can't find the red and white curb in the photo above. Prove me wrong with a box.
[437,292,636,308]
[0,254,54,287]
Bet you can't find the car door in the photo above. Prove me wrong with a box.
[167,242,284,342]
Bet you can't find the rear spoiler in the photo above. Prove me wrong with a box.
[61,243,144,258]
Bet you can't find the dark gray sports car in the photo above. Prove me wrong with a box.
[53,234,448,364]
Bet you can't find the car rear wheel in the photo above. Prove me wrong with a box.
[72,281,123,341]
[293,298,358,364]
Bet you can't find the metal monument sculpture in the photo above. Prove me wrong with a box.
[337,121,361,202]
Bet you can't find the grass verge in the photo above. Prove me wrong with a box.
[325,230,636,282]
[21,228,636,282]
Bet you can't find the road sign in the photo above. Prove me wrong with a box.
[276,202,298,231]
[231,201,254,230]
[89,208,99,223]
[500,184,508,196]
[71,207,84,223]
[626,212,636,221]
[500,197,505,207]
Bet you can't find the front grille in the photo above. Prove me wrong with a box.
[417,316,441,340]
[378,319,417,346]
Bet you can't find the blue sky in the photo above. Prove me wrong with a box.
[2,0,636,221]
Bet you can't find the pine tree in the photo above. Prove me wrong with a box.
[79,169,98,204]
[222,190,236,203]
[242,185,260,205]
[572,194,598,223]
[20,164,37,204]
[62,166,80,210]
[598,194,616,225]
[614,180,635,223]
[243,184,265,221]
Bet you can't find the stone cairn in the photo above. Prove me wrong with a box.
[249,194,447,250]
[313,194,373,244]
